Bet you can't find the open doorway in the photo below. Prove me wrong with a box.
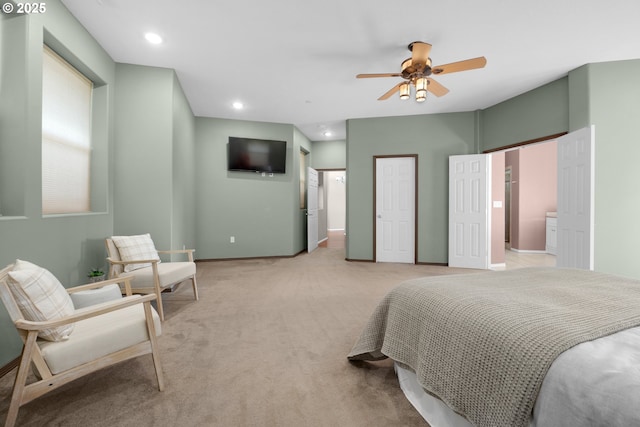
[491,139,558,269]
[505,166,512,249]
[317,170,346,249]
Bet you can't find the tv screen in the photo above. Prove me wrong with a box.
[227,137,287,174]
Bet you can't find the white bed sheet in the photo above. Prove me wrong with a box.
[396,325,640,427]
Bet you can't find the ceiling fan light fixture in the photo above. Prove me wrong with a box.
[357,41,484,102]
[399,82,410,100]
[415,77,428,102]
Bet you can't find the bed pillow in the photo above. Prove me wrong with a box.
[111,233,161,273]
[7,259,75,341]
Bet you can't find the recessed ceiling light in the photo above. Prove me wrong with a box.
[232,101,244,110]
[144,32,163,44]
[323,131,332,137]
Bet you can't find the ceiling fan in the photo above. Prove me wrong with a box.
[356,41,487,102]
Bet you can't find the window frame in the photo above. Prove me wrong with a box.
[40,38,109,217]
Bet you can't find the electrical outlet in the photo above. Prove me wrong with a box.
[230,236,235,243]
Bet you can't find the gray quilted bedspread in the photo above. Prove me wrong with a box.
[348,267,640,427]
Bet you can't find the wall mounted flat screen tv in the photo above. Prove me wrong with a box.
[227,137,287,173]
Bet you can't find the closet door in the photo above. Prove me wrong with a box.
[375,156,416,263]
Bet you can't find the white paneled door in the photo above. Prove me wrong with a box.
[307,167,319,253]
[375,156,415,263]
[556,126,595,269]
[448,154,491,269]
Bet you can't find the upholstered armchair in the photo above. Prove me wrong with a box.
[0,260,164,427]
[105,234,199,321]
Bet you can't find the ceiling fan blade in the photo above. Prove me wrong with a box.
[431,56,487,75]
[378,82,403,100]
[356,73,402,78]
[410,42,432,66]
[427,78,449,97]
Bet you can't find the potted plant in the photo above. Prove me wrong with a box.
[88,268,106,283]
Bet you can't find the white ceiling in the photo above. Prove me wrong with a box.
[61,0,640,142]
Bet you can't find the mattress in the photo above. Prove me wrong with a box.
[395,324,640,426]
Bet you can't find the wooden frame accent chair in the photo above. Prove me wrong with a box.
[0,261,164,427]
[105,234,199,321]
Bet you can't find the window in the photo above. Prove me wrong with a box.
[41,45,93,214]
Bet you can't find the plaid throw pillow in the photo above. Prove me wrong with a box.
[111,233,161,273]
[7,260,75,341]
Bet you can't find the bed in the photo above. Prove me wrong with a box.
[348,267,640,427]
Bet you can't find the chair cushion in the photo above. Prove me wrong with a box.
[39,299,161,374]
[70,284,122,309]
[124,262,196,289]
[111,234,161,273]
[6,260,75,342]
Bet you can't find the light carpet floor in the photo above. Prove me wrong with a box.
[1,247,471,427]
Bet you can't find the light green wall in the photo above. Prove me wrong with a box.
[2,0,640,372]
[582,60,640,278]
[171,74,197,256]
[481,61,640,280]
[346,113,476,262]
[113,64,195,253]
[0,13,28,218]
[567,65,591,131]
[0,1,116,366]
[194,117,303,259]
[114,64,174,249]
[482,78,569,150]
[310,139,346,169]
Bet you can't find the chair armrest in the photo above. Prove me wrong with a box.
[67,276,134,294]
[106,257,160,265]
[157,249,195,262]
[14,294,156,331]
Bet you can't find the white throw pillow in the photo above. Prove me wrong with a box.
[111,233,161,273]
[7,260,75,341]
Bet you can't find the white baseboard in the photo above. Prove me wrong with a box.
[509,248,547,254]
